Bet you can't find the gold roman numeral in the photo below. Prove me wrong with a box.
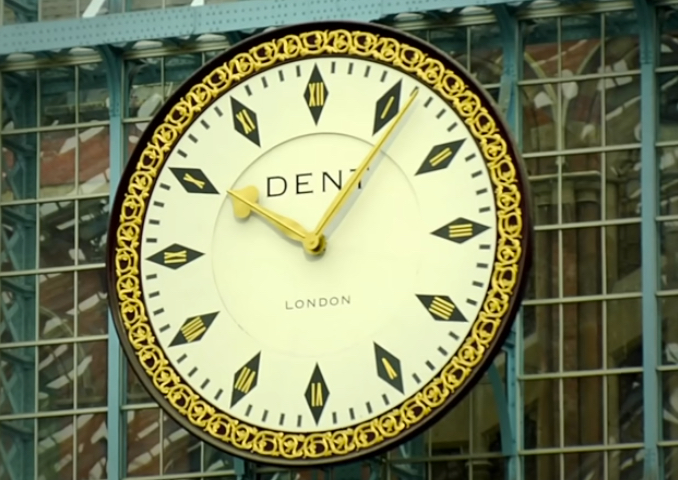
[448,223,474,239]
[181,316,206,342]
[236,110,256,134]
[429,296,455,320]
[310,382,324,407]
[183,173,205,190]
[308,82,325,107]
[234,367,256,393]
[429,147,452,167]
[381,357,398,380]
[163,250,187,264]
[380,96,395,119]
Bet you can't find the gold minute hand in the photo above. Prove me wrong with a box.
[307,87,419,252]
[228,186,310,244]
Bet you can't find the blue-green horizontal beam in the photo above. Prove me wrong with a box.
[0,0,517,56]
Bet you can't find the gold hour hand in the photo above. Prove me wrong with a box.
[228,186,316,246]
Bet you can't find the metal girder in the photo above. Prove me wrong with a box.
[634,0,662,479]
[99,44,125,480]
[0,0,516,56]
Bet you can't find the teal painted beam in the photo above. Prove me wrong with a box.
[633,0,662,479]
[0,0,519,56]
[101,45,125,480]
[492,5,521,480]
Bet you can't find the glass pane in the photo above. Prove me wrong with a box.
[75,413,107,478]
[523,18,558,79]
[605,149,640,220]
[1,133,39,201]
[1,203,38,271]
[562,376,604,446]
[659,73,678,143]
[77,269,108,336]
[607,297,642,368]
[562,301,603,371]
[164,54,203,99]
[79,127,111,195]
[521,83,558,154]
[40,129,77,198]
[78,196,109,265]
[610,449,643,479]
[40,67,76,126]
[560,153,603,223]
[0,419,35,480]
[524,229,560,300]
[77,340,107,408]
[611,374,643,444]
[469,24,502,85]
[662,220,678,290]
[659,147,678,216]
[562,15,602,74]
[563,79,602,150]
[38,343,74,411]
[666,447,678,480]
[0,345,37,415]
[0,274,39,343]
[78,63,109,122]
[125,360,152,404]
[126,409,160,477]
[563,451,604,480]
[608,223,641,291]
[429,28,468,69]
[561,227,604,298]
[429,392,471,454]
[39,271,75,340]
[523,453,560,479]
[663,296,678,366]
[203,441,234,471]
[162,412,201,474]
[660,7,678,68]
[39,201,75,269]
[126,58,162,119]
[522,303,560,374]
[1,71,38,130]
[605,75,640,147]
[523,379,560,449]
[128,0,164,10]
[37,415,74,480]
[41,0,77,21]
[604,11,640,70]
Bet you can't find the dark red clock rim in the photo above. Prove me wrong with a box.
[106,20,533,467]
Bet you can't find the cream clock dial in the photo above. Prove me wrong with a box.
[108,21,531,466]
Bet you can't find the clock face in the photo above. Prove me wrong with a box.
[108,22,531,466]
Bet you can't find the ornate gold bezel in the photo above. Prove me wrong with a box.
[110,25,527,464]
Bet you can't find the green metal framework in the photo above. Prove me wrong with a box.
[0,1,675,479]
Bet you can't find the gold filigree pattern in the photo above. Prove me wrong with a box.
[112,28,526,462]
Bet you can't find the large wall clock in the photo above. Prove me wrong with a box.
[107,20,531,466]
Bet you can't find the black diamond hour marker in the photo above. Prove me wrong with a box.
[146,244,204,269]
[431,218,489,244]
[416,295,468,322]
[169,167,218,194]
[374,343,403,393]
[373,80,402,135]
[305,364,329,424]
[416,139,467,175]
[231,352,261,407]
[231,97,260,147]
[304,65,328,125]
[169,312,219,346]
